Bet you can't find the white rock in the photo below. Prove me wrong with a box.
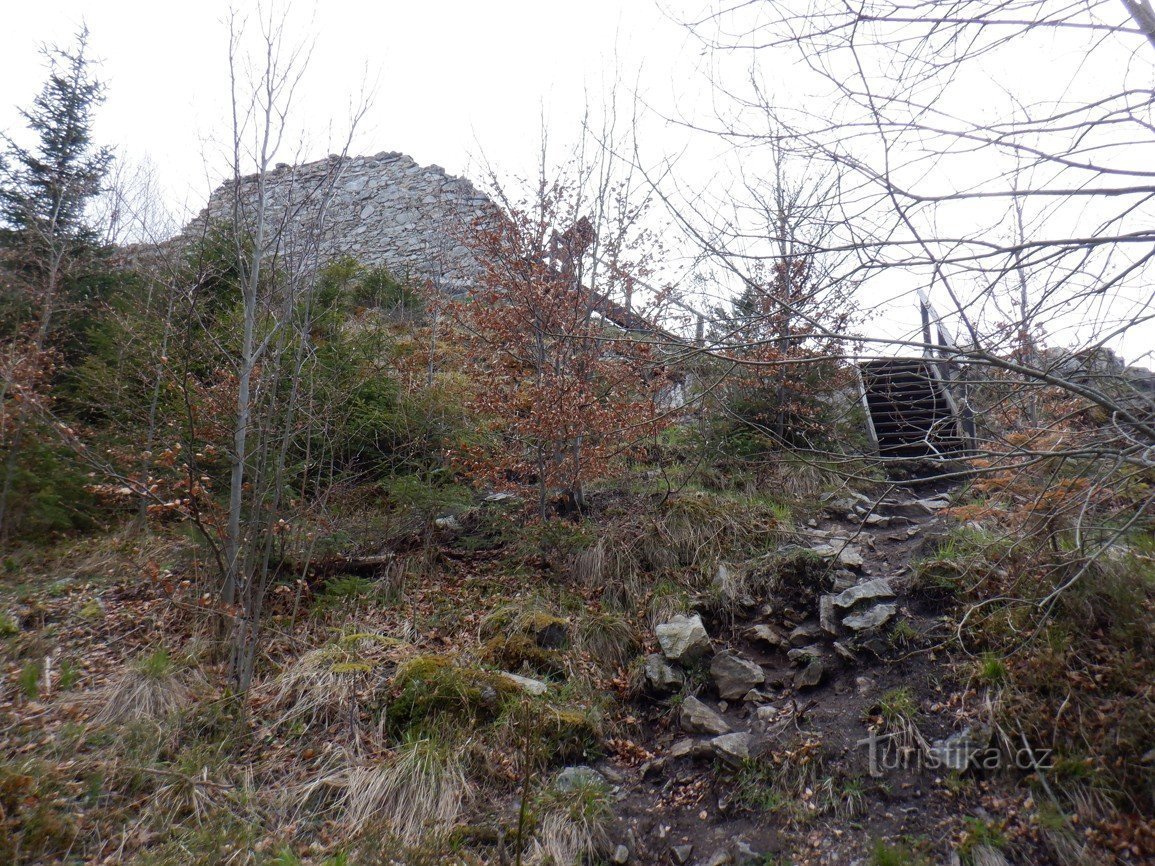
[497,672,547,695]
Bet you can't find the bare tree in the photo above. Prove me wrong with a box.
[208,4,369,689]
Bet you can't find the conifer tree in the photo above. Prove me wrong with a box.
[0,25,112,345]
[0,26,112,540]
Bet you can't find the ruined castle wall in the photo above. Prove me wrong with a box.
[187,151,496,294]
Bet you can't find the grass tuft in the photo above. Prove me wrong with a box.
[91,649,193,726]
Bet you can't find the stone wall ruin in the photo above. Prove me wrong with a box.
[186,151,497,295]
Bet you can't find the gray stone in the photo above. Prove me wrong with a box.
[748,623,788,649]
[612,844,629,863]
[819,594,841,635]
[644,653,685,694]
[855,675,876,696]
[497,672,547,695]
[916,496,951,513]
[703,851,732,866]
[832,569,858,591]
[553,765,607,792]
[842,603,897,632]
[731,839,762,865]
[185,152,498,298]
[838,545,865,568]
[668,738,707,759]
[656,614,711,664]
[433,515,461,532]
[710,732,752,767]
[679,695,730,735]
[793,659,825,689]
[813,542,865,568]
[832,578,896,610]
[710,652,765,699]
[832,641,857,662]
[786,644,825,664]
[671,844,693,864]
[483,492,519,504]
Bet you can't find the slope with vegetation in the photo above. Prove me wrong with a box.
[1,18,1153,866]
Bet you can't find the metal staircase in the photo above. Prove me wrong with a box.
[859,358,966,458]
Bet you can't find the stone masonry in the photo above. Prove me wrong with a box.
[186,151,497,295]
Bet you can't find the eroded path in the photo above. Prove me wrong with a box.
[598,479,1012,865]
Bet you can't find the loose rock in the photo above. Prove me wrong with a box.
[819,594,841,635]
[793,659,825,689]
[842,603,897,631]
[644,653,685,694]
[832,578,896,610]
[710,731,752,767]
[679,695,731,735]
[656,614,711,664]
[748,623,789,649]
[710,651,765,700]
[497,672,548,695]
[789,622,825,646]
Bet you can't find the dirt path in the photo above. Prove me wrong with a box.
[598,480,1006,866]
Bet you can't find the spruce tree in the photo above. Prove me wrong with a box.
[0,25,112,344]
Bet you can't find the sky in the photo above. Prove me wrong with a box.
[2,1,1153,365]
[0,0,691,221]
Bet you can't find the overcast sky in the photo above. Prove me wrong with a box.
[3,2,1153,363]
[0,0,690,218]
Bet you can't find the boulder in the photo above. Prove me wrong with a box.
[842,603,897,632]
[831,578,895,610]
[679,695,730,735]
[644,653,685,694]
[710,652,765,700]
[656,614,711,664]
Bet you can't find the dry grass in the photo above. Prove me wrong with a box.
[90,649,195,726]
[263,632,400,731]
[299,739,472,844]
[574,610,638,670]
[526,770,613,866]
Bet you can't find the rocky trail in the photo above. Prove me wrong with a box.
[586,479,1009,866]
